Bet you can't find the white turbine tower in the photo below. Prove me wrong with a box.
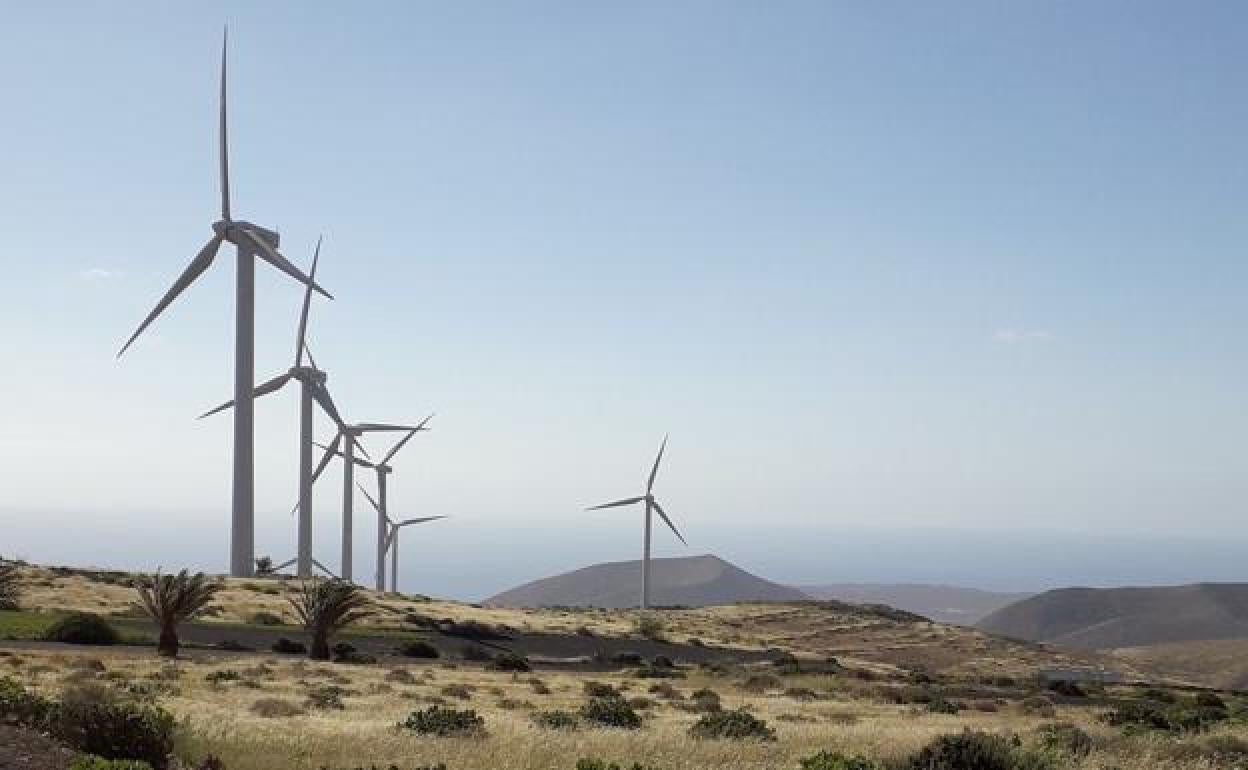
[199,240,348,578]
[358,485,446,593]
[117,29,330,577]
[311,416,433,588]
[587,435,687,611]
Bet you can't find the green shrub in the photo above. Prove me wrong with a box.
[305,685,347,710]
[580,696,642,729]
[927,697,961,714]
[904,730,1037,770]
[396,640,440,658]
[584,680,620,698]
[205,670,241,685]
[1035,722,1093,756]
[635,614,664,640]
[798,751,880,770]
[399,705,485,736]
[56,685,176,769]
[44,613,119,646]
[688,709,776,741]
[531,709,580,730]
[487,652,531,672]
[0,675,54,725]
[248,611,284,625]
[271,637,306,655]
[332,642,377,665]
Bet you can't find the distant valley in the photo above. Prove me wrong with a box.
[798,583,1031,625]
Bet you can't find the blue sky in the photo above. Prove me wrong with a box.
[1,2,1245,598]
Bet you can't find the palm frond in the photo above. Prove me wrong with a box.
[288,579,371,635]
[134,569,221,625]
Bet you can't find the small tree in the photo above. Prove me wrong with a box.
[134,570,220,657]
[0,561,20,610]
[288,579,370,660]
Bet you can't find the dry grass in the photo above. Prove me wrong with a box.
[0,644,1241,770]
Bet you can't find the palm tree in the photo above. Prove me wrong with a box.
[134,569,221,657]
[0,561,20,610]
[288,579,370,660]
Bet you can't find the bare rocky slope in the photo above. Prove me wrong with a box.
[485,554,809,609]
[977,582,1248,650]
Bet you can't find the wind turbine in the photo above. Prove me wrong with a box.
[587,435,687,611]
[358,485,446,593]
[311,416,434,589]
[199,240,341,579]
[117,29,331,577]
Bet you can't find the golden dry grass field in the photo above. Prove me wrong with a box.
[5,563,1248,769]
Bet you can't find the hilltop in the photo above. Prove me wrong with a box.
[799,583,1032,625]
[977,582,1248,650]
[485,554,810,609]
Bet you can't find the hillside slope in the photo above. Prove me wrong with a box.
[800,583,1031,625]
[977,583,1248,650]
[485,554,809,609]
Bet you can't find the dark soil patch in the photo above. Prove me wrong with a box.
[0,725,78,769]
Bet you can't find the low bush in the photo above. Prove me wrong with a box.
[396,640,440,659]
[903,730,1048,770]
[214,639,252,652]
[1018,696,1056,718]
[580,696,642,729]
[1034,722,1093,756]
[205,670,241,685]
[271,638,307,655]
[927,697,961,715]
[740,674,781,693]
[532,709,580,730]
[385,668,417,684]
[688,709,776,741]
[248,611,284,626]
[56,684,176,769]
[460,644,493,662]
[250,697,306,718]
[487,652,531,672]
[399,705,485,736]
[635,615,664,640]
[305,685,347,711]
[648,682,681,700]
[610,651,643,666]
[584,680,620,698]
[1045,680,1085,698]
[575,760,659,770]
[798,751,880,770]
[440,684,473,700]
[44,613,119,646]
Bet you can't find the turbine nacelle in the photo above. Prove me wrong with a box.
[212,219,279,249]
[291,365,326,383]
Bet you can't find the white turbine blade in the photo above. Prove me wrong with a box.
[381,428,417,465]
[356,482,383,515]
[310,381,345,428]
[397,515,447,527]
[315,441,375,469]
[219,26,230,221]
[651,499,687,546]
[294,236,321,367]
[312,558,338,579]
[273,558,296,571]
[310,433,343,484]
[357,421,427,432]
[587,496,645,511]
[117,234,223,357]
[242,228,333,299]
[647,434,668,494]
[198,371,291,419]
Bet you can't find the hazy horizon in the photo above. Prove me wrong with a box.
[3,2,1246,600]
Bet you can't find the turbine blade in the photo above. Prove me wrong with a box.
[273,558,295,571]
[351,435,372,461]
[647,434,668,494]
[397,515,447,527]
[197,371,292,419]
[381,428,419,466]
[651,500,687,546]
[294,236,321,367]
[303,342,318,371]
[310,433,343,484]
[242,228,333,299]
[310,381,345,428]
[356,422,429,432]
[356,482,383,515]
[586,496,645,511]
[314,440,375,468]
[117,234,223,356]
[220,26,230,221]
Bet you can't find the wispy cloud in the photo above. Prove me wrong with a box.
[992,328,1052,344]
[78,267,120,281]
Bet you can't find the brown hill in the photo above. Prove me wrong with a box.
[977,583,1248,650]
[484,554,809,609]
[799,583,1031,625]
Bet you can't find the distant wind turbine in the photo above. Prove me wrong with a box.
[358,485,446,593]
[200,239,344,578]
[117,29,331,577]
[312,416,433,589]
[587,435,687,611]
